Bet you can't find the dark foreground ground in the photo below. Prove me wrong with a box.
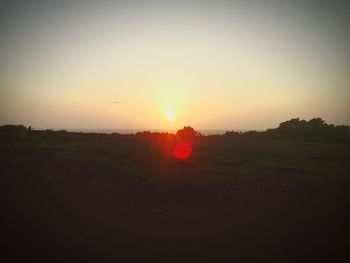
[1,131,350,262]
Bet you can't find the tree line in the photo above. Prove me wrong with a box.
[1,118,349,142]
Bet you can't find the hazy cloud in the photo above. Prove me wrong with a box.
[111,100,121,104]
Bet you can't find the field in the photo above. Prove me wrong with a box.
[1,130,350,262]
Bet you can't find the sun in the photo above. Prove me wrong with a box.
[167,110,175,121]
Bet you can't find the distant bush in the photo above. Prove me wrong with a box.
[0,125,28,141]
[136,131,152,136]
[267,118,350,141]
[224,131,241,137]
[222,118,350,142]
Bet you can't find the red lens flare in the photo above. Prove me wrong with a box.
[173,140,192,160]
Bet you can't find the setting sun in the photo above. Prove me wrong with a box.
[167,110,175,121]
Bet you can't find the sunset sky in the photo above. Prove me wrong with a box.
[1,0,349,130]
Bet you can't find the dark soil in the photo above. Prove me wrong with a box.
[1,132,349,262]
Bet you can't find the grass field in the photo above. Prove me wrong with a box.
[1,130,350,262]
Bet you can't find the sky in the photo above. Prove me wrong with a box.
[0,0,349,130]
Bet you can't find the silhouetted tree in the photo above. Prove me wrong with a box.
[176,126,199,139]
[278,118,307,132]
[306,118,327,134]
